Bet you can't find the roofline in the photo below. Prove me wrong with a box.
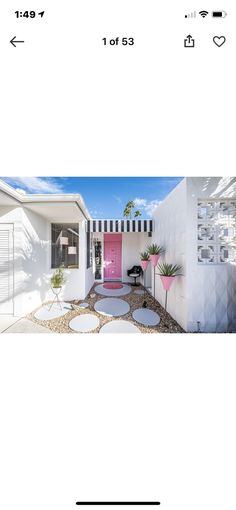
[87,218,152,221]
[0,179,91,220]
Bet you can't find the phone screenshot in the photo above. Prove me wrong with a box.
[0,2,235,510]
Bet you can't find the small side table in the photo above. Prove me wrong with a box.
[48,287,63,311]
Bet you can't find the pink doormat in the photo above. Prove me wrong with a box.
[103,283,123,289]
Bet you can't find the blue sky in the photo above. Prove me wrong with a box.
[2,176,183,218]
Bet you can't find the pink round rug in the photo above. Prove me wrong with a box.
[103,283,123,290]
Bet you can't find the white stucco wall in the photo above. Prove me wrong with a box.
[0,207,94,316]
[0,205,49,316]
[152,177,236,333]
[152,180,187,330]
[122,232,151,284]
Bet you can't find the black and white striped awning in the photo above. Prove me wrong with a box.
[86,219,153,233]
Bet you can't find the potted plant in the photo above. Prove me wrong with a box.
[48,267,67,311]
[158,262,182,288]
[50,266,66,295]
[157,262,182,310]
[140,251,149,271]
[147,244,164,267]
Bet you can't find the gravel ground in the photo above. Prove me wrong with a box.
[27,283,184,334]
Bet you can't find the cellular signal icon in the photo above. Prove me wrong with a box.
[185,11,196,18]
[199,10,209,18]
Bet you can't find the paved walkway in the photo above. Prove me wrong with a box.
[1,318,52,334]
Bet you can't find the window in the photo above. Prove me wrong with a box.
[87,232,93,268]
[51,223,79,268]
[197,200,236,264]
[94,239,102,280]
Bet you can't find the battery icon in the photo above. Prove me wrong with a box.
[212,11,227,18]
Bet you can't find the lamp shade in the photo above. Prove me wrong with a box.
[68,246,77,255]
[60,237,68,245]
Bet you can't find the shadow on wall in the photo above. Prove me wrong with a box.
[15,227,49,305]
[195,176,236,198]
[13,213,50,309]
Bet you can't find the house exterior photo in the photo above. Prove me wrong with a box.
[0,177,235,333]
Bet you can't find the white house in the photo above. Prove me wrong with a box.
[0,177,235,332]
[0,180,151,318]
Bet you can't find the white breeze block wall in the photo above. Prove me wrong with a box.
[186,177,236,332]
[152,180,187,330]
[152,177,236,333]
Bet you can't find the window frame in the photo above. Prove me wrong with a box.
[51,223,79,269]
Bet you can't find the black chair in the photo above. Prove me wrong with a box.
[127,265,143,286]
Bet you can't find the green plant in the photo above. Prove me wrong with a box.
[157,262,182,276]
[123,206,131,219]
[51,267,66,288]
[140,251,149,261]
[147,243,164,255]
[123,200,142,219]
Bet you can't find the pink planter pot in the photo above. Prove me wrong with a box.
[141,260,149,271]
[160,275,175,291]
[149,254,161,267]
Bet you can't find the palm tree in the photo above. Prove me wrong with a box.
[123,202,133,219]
[123,206,131,218]
[123,200,141,219]
[126,200,135,209]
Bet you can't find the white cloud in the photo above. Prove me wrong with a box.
[144,199,160,216]
[134,198,147,207]
[15,188,26,195]
[3,177,64,194]
[134,197,161,217]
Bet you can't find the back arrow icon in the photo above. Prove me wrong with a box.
[10,36,25,47]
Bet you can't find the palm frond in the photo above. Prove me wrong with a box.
[157,262,182,276]
[147,243,164,255]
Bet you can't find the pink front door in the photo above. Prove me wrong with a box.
[104,234,122,280]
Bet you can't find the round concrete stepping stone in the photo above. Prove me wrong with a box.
[95,284,131,297]
[69,314,99,333]
[134,289,145,295]
[99,320,140,334]
[34,302,72,321]
[94,298,130,317]
[78,302,89,309]
[132,308,160,326]
[103,283,123,289]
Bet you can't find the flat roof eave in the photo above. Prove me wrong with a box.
[0,180,91,219]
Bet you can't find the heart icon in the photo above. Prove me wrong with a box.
[213,36,226,47]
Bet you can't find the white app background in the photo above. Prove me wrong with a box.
[0,1,235,510]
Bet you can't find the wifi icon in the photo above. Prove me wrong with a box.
[199,10,209,18]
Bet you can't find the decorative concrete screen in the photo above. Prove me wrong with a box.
[197,200,236,264]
